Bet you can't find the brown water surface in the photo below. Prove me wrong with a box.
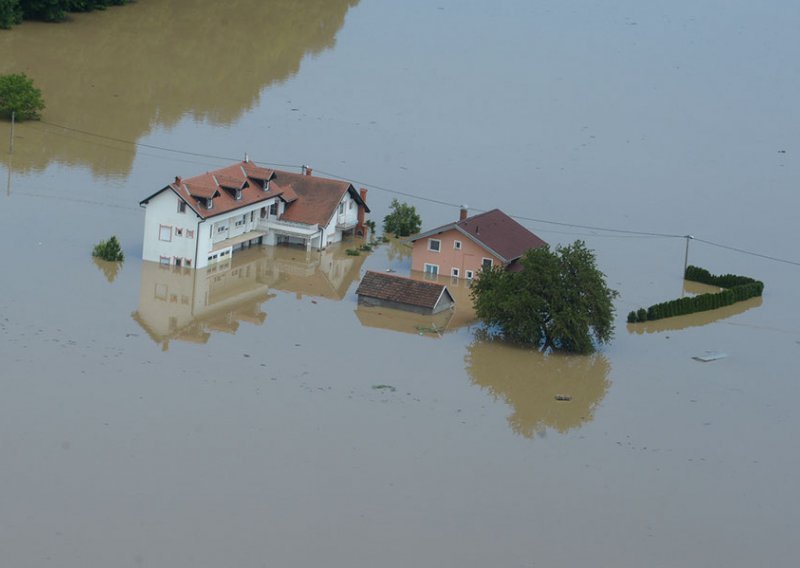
[1,1,799,566]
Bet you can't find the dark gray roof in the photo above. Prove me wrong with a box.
[356,271,452,309]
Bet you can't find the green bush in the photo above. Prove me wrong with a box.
[92,235,124,261]
[629,266,763,323]
[345,248,360,256]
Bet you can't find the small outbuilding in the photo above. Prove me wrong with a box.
[356,271,455,315]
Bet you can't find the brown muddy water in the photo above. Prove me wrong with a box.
[1,1,799,566]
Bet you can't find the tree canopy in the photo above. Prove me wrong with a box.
[1,0,128,28]
[0,73,45,120]
[471,240,618,354]
[383,198,422,237]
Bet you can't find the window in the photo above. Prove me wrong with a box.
[465,270,474,280]
[154,283,168,300]
[451,267,460,278]
[339,203,345,214]
[176,228,183,237]
[349,200,354,210]
[250,211,255,222]
[158,225,172,242]
[178,200,186,213]
[159,256,170,265]
[186,229,194,239]
[217,225,227,233]
[175,258,182,268]
[185,259,192,267]
[269,202,278,216]
[428,239,441,252]
[453,240,462,250]
[482,258,494,270]
[261,207,267,219]
[423,263,439,275]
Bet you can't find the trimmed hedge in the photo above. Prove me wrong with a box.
[627,265,763,323]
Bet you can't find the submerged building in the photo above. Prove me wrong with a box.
[139,160,370,269]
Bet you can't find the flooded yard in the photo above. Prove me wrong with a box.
[1,1,799,566]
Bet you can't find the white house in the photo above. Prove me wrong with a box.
[139,160,370,269]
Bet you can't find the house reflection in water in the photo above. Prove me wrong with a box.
[465,339,611,439]
[132,244,367,350]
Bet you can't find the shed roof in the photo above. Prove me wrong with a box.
[356,271,453,310]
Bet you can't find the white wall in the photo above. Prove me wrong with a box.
[142,190,202,267]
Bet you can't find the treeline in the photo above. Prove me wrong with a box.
[627,265,764,323]
[1,0,129,28]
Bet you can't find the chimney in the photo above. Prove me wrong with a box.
[459,205,469,221]
[244,152,249,163]
[175,176,182,186]
[356,188,368,236]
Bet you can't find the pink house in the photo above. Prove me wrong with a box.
[409,208,547,279]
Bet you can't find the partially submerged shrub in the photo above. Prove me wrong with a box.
[92,235,124,261]
[629,265,763,323]
[345,248,360,256]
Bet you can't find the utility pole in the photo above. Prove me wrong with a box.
[683,235,694,277]
[9,111,15,154]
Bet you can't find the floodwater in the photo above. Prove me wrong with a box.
[1,1,799,566]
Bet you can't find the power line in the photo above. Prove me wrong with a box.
[10,121,800,267]
[694,238,800,267]
[35,120,302,169]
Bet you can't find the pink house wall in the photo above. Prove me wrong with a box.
[411,229,502,278]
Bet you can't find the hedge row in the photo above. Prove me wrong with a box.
[627,265,764,323]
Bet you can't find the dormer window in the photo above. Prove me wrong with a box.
[263,180,270,192]
[206,198,213,210]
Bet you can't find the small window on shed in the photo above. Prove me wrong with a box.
[453,240,462,250]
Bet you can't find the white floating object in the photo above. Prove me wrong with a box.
[692,351,728,363]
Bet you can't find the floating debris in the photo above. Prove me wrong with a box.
[372,384,397,392]
[692,351,728,363]
[554,395,572,401]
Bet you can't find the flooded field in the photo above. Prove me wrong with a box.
[1,1,799,566]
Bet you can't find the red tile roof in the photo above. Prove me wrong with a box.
[142,161,369,224]
[456,209,547,262]
[356,271,452,310]
[411,209,547,264]
[275,171,357,227]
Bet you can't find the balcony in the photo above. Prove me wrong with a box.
[259,218,319,237]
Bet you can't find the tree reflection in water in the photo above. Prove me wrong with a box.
[465,338,611,439]
[0,0,359,176]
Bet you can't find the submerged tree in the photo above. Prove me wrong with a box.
[471,240,618,354]
[92,235,124,262]
[383,198,422,237]
[0,73,45,120]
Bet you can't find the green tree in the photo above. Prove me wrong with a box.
[471,240,618,354]
[20,0,67,22]
[0,73,45,120]
[383,198,422,237]
[92,235,124,262]
[0,0,23,28]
